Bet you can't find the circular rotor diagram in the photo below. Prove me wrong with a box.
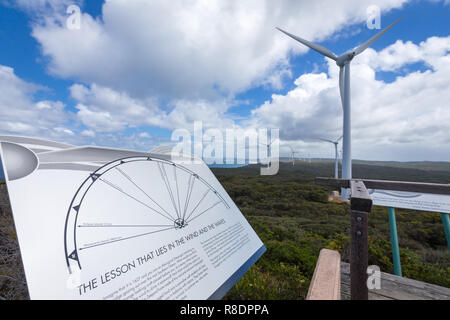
[64,156,230,273]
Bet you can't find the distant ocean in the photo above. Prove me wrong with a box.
[207,159,251,168]
[208,163,248,168]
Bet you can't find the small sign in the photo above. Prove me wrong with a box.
[369,189,450,214]
[0,136,265,299]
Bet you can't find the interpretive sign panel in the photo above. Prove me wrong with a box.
[0,136,265,299]
[370,189,450,214]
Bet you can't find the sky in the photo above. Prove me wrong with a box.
[0,0,449,161]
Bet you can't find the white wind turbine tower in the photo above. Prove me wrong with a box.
[318,136,343,179]
[277,19,401,199]
[259,138,278,168]
[287,145,297,166]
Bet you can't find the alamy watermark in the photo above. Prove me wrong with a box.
[170,122,280,176]
[366,5,381,30]
[367,265,381,290]
[66,4,81,30]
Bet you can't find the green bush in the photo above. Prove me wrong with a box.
[215,163,450,300]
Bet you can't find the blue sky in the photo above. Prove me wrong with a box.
[0,0,449,161]
[233,1,449,115]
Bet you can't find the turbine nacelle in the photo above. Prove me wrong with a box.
[336,52,355,67]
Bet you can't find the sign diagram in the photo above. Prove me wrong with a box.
[65,156,230,273]
[0,136,265,300]
[369,189,450,214]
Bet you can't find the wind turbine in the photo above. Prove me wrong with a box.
[259,138,278,168]
[318,135,343,179]
[287,144,297,166]
[277,18,401,199]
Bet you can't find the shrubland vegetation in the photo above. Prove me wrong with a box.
[0,160,449,300]
[217,162,450,300]
[0,181,28,300]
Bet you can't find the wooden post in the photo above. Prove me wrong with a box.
[349,180,372,300]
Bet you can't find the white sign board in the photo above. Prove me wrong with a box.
[369,189,450,214]
[0,136,265,299]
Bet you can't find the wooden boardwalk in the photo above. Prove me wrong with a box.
[341,262,450,300]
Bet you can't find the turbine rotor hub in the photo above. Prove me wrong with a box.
[336,52,355,67]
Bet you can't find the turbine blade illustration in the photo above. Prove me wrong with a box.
[150,145,174,155]
[0,135,73,153]
[353,18,402,56]
[276,27,337,61]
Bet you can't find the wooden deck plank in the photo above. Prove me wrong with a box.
[341,262,450,300]
[341,282,394,300]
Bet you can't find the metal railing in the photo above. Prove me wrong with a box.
[316,177,450,300]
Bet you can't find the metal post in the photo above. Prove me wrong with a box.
[388,207,402,276]
[441,213,450,250]
[349,180,372,300]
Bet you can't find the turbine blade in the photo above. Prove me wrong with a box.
[318,138,334,144]
[339,65,345,109]
[336,135,343,142]
[276,27,337,61]
[354,18,402,56]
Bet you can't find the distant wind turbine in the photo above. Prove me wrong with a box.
[318,136,343,179]
[259,138,278,168]
[277,18,401,199]
[287,145,297,166]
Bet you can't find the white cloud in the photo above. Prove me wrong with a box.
[31,0,407,102]
[248,36,450,161]
[139,132,151,139]
[4,0,77,12]
[0,65,155,148]
[9,0,450,161]
[69,82,237,132]
[81,129,95,137]
[3,0,83,27]
[26,0,410,142]
[0,65,71,139]
[357,36,450,71]
[70,83,164,130]
[261,63,293,90]
[165,99,235,131]
[75,104,126,132]
[54,126,74,135]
